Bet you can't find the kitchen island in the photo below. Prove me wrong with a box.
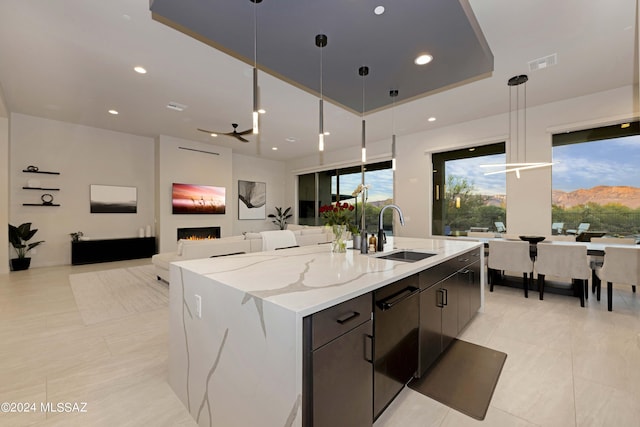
[168,237,483,427]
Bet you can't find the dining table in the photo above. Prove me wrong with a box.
[453,235,640,299]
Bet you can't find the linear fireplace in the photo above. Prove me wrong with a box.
[177,226,221,241]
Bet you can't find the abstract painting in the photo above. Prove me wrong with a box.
[238,180,266,219]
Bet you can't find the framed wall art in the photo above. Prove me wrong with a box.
[90,185,137,213]
[238,180,266,220]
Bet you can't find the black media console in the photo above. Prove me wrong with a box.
[71,237,156,265]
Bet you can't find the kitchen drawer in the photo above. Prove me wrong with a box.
[310,292,372,350]
[419,261,457,290]
[455,248,480,267]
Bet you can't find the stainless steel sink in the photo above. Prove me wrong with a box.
[375,250,436,262]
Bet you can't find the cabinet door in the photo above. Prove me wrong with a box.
[418,284,443,376]
[311,320,373,427]
[467,259,481,320]
[440,275,458,351]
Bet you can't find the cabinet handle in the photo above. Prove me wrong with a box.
[364,334,373,363]
[336,311,360,325]
[458,258,469,263]
[376,286,419,311]
[437,289,445,308]
[443,288,448,306]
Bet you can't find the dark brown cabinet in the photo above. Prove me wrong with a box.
[417,248,481,376]
[303,292,373,427]
[303,247,482,425]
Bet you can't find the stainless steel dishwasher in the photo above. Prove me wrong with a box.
[373,274,420,420]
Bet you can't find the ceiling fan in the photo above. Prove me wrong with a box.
[197,123,252,143]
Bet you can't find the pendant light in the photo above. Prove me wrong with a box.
[390,89,398,171]
[481,74,553,177]
[250,0,262,135]
[359,66,369,163]
[315,34,327,152]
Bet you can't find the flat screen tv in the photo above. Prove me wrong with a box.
[172,183,226,214]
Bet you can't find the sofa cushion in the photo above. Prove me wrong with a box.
[300,227,326,235]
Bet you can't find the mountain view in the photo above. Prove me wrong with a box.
[552,185,640,209]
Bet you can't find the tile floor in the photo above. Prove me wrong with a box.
[1,260,638,427]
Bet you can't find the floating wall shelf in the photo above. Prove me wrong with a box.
[22,203,61,207]
[22,170,60,175]
[22,187,60,191]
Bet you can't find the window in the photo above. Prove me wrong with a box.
[551,121,640,237]
[432,143,506,235]
[297,161,394,234]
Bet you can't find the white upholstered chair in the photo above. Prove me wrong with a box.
[545,235,576,242]
[488,240,533,298]
[589,237,636,296]
[535,243,591,307]
[595,246,640,311]
[467,231,496,238]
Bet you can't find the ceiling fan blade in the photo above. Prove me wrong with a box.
[197,128,221,134]
[235,135,250,143]
[236,128,253,136]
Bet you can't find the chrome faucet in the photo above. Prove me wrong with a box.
[377,204,405,251]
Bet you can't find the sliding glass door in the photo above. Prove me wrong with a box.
[432,143,506,236]
[297,161,393,234]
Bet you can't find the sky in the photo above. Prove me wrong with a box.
[333,169,394,202]
[445,135,640,195]
[328,134,640,201]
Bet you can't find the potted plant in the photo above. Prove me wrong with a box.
[268,207,293,230]
[8,222,45,271]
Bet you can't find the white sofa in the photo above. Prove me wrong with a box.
[152,225,333,282]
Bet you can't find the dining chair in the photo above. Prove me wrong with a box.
[487,240,533,298]
[467,231,496,238]
[535,243,591,307]
[589,237,636,295]
[594,246,640,311]
[545,235,576,242]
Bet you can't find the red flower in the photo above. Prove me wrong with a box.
[319,202,356,226]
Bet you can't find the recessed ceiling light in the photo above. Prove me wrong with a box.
[209,133,218,137]
[414,54,433,65]
[374,6,385,15]
[428,117,436,122]
[272,147,278,151]
[324,131,330,136]
[285,137,296,143]
[134,66,147,74]
[258,109,266,114]
[108,109,119,115]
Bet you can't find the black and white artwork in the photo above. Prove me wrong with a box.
[238,180,266,220]
[90,185,137,213]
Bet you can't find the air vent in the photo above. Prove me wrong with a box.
[528,53,557,71]
[167,102,187,111]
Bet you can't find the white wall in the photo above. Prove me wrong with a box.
[156,135,233,254]
[9,113,155,267]
[232,153,286,235]
[287,86,637,238]
[0,117,8,274]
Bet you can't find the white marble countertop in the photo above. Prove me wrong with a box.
[174,237,481,317]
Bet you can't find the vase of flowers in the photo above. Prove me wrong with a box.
[319,202,355,253]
